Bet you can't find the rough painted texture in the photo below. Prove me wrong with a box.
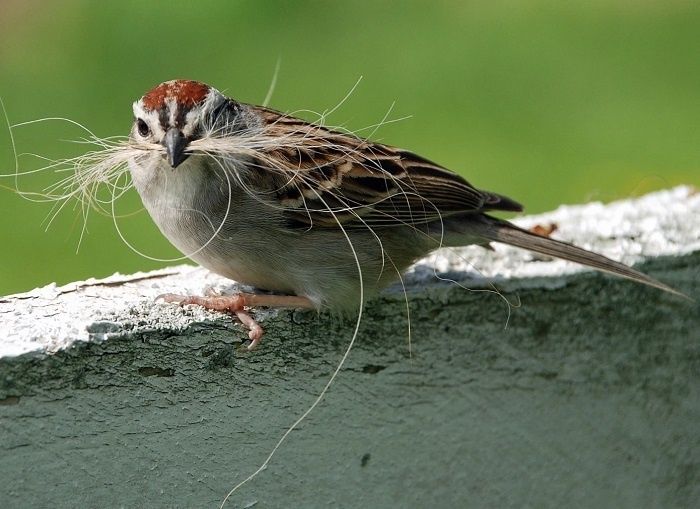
[1,187,699,508]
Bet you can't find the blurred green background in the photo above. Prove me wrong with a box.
[0,0,698,295]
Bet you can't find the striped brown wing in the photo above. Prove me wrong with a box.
[254,107,523,229]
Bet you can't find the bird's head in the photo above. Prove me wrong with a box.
[131,79,238,168]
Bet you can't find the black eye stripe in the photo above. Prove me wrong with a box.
[211,100,229,122]
[205,99,239,130]
[158,108,170,131]
[175,104,188,128]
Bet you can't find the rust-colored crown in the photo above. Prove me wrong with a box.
[141,80,210,111]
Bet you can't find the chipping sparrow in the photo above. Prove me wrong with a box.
[128,79,678,348]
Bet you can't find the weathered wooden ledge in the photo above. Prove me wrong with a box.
[1,187,699,508]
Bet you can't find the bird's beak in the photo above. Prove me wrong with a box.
[163,128,189,168]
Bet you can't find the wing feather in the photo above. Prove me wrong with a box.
[253,107,523,229]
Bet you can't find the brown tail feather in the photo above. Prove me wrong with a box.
[465,216,687,299]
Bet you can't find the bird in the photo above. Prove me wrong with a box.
[127,79,679,348]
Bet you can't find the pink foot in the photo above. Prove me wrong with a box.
[156,292,314,350]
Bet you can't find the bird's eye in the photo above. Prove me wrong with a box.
[136,118,150,137]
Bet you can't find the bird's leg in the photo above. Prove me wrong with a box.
[157,292,315,350]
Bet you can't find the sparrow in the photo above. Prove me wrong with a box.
[127,79,679,348]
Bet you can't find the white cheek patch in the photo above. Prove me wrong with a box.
[182,91,224,137]
[132,100,166,139]
[183,106,203,138]
[203,89,224,111]
[149,109,166,138]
